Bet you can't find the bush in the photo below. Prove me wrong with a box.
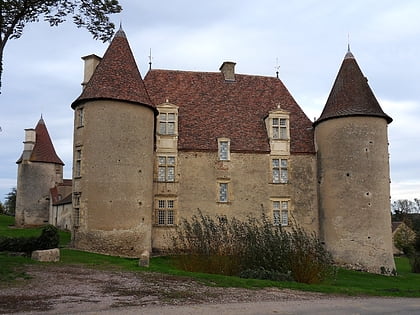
[171,211,336,284]
[0,225,59,254]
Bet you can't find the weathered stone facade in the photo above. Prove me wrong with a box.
[16,29,395,274]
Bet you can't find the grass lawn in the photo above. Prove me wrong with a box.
[1,214,419,297]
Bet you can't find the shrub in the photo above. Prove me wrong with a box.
[0,225,59,254]
[171,211,336,284]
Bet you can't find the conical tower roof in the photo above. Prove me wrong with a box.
[314,48,392,126]
[17,117,64,165]
[71,28,153,109]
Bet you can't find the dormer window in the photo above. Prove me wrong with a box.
[159,113,176,135]
[273,118,288,139]
[156,102,179,138]
[218,138,230,161]
[265,106,290,155]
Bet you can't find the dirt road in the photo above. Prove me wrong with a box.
[1,265,419,315]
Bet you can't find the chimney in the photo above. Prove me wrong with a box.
[81,54,102,89]
[22,128,36,160]
[219,61,236,81]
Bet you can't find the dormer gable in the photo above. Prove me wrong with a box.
[265,105,290,155]
[156,101,179,153]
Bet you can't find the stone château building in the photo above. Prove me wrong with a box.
[16,28,395,274]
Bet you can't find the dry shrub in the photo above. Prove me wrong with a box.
[171,211,336,284]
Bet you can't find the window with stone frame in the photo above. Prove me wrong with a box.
[272,158,288,183]
[219,182,228,202]
[156,199,175,226]
[272,199,289,226]
[159,112,176,135]
[75,148,82,178]
[272,118,288,140]
[73,193,81,227]
[77,107,84,127]
[157,156,176,182]
[218,138,230,161]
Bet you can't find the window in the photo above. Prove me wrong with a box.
[158,156,175,182]
[77,107,84,127]
[75,149,82,177]
[218,138,230,161]
[272,158,288,183]
[73,193,81,227]
[272,118,288,140]
[156,199,175,225]
[219,183,228,202]
[272,200,289,226]
[159,112,176,135]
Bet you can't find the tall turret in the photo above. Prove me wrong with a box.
[71,28,156,257]
[314,48,395,274]
[15,117,64,226]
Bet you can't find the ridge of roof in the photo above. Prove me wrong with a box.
[314,49,392,126]
[71,28,153,110]
[23,118,64,165]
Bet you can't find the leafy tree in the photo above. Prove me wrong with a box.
[0,201,5,214]
[4,187,16,215]
[393,223,416,256]
[0,0,122,90]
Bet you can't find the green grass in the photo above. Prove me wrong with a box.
[0,214,71,246]
[1,214,420,297]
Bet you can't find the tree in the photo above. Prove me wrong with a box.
[0,0,122,90]
[392,199,417,222]
[4,187,16,215]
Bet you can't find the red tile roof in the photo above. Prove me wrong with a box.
[145,70,315,153]
[71,28,153,110]
[314,50,392,126]
[20,118,64,165]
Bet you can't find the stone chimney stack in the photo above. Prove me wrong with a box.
[219,61,236,81]
[22,128,36,160]
[81,54,102,89]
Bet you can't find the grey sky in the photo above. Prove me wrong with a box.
[1,0,419,202]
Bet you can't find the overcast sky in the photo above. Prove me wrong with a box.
[1,0,419,203]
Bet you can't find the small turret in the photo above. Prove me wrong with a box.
[314,48,395,274]
[15,117,64,226]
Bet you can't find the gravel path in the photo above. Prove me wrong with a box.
[0,265,327,314]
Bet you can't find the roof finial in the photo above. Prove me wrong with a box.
[344,33,354,59]
[275,57,280,79]
[148,48,153,71]
[115,21,126,38]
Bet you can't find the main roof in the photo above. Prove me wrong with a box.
[71,28,153,109]
[144,70,315,153]
[17,117,64,165]
[314,49,392,126]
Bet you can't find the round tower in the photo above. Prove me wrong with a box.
[71,28,156,257]
[15,117,64,227]
[314,49,395,274]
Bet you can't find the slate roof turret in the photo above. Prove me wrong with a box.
[314,48,392,126]
[71,27,153,110]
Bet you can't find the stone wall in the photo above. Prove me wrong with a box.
[152,151,318,249]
